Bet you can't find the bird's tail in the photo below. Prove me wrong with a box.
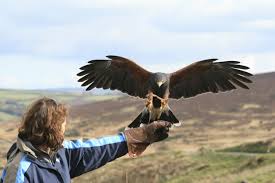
[159,107,180,125]
[127,107,181,129]
[127,108,150,128]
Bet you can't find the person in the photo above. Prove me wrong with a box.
[0,97,171,183]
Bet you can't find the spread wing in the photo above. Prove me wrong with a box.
[169,59,253,99]
[77,55,152,98]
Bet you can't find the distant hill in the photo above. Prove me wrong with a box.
[44,87,122,95]
[0,89,121,123]
[1,72,275,183]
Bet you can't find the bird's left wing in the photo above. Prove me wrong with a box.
[77,55,152,98]
[169,59,253,99]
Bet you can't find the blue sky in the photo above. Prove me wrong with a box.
[0,0,275,89]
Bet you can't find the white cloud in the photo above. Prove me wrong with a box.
[0,55,82,89]
[0,0,275,89]
[245,54,275,74]
[244,19,275,30]
[224,53,275,74]
[1,0,274,57]
[143,63,188,73]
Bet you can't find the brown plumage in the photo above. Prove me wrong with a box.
[77,55,151,98]
[77,55,253,128]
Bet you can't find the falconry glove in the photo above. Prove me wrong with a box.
[124,121,171,157]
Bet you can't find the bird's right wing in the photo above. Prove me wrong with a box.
[77,55,152,98]
[169,59,253,99]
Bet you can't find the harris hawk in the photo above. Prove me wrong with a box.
[77,55,253,128]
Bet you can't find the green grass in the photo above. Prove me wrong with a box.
[167,152,250,183]
[73,139,275,183]
[247,171,275,183]
[220,141,275,154]
[73,149,275,183]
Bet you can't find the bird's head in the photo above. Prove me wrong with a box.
[152,73,169,88]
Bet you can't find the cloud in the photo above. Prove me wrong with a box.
[244,19,275,30]
[2,0,275,57]
[0,55,81,89]
[223,52,275,74]
[0,0,275,89]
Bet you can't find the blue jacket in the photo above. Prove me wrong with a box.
[0,133,128,183]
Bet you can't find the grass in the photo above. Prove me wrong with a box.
[220,140,275,154]
[166,151,251,183]
[73,149,275,183]
[72,139,275,183]
[1,86,275,183]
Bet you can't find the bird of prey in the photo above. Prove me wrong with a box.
[77,55,253,128]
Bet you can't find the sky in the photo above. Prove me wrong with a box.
[0,0,275,89]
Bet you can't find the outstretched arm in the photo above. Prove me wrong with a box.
[63,133,128,178]
[63,121,171,178]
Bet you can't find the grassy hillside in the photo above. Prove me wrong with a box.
[73,149,275,183]
[1,72,275,183]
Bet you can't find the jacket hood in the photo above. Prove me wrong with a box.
[6,137,55,163]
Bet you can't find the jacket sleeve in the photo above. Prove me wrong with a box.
[63,133,128,178]
[0,169,5,183]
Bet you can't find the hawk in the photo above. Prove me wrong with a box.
[77,55,253,128]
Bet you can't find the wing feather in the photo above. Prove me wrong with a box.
[169,59,253,99]
[78,55,152,98]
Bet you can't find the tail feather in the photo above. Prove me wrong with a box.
[127,108,150,128]
[127,107,180,128]
[159,108,180,124]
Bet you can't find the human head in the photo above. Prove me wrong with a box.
[18,97,68,151]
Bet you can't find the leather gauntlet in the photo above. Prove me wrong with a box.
[124,121,171,157]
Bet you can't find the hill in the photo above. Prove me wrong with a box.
[0,72,275,183]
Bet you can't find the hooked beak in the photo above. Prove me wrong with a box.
[157,81,164,87]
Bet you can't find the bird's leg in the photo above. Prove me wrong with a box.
[148,112,152,124]
[146,92,154,124]
[146,91,153,108]
[161,93,169,109]
[151,93,163,101]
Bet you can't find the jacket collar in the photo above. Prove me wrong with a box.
[17,137,37,158]
[6,137,61,170]
[16,137,57,163]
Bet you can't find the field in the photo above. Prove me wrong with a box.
[0,89,121,122]
[0,72,275,183]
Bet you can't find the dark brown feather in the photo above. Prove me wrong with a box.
[169,59,253,99]
[78,55,152,98]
